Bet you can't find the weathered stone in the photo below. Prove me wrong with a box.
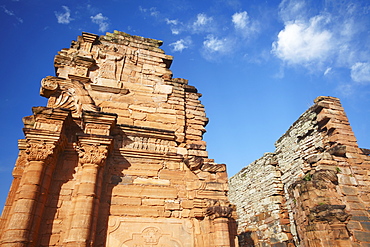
[230,96,370,247]
[0,31,235,247]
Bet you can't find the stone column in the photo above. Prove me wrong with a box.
[0,140,56,246]
[64,139,110,247]
[206,205,234,247]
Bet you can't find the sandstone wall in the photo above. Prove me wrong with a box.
[229,96,370,247]
[0,31,237,247]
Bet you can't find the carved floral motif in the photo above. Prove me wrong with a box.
[206,206,233,219]
[77,144,108,165]
[25,140,55,162]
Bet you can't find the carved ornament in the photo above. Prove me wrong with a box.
[206,206,233,219]
[77,144,108,165]
[25,140,56,162]
[40,76,99,117]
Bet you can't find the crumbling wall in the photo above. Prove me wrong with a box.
[228,153,291,246]
[0,31,237,247]
[229,96,370,247]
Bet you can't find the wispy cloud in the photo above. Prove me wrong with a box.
[232,11,249,29]
[149,7,159,17]
[192,13,213,32]
[165,18,178,25]
[324,67,332,76]
[336,83,355,97]
[2,5,23,23]
[232,11,259,37]
[279,0,307,23]
[91,13,109,32]
[165,18,181,34]
[351,62,370,84]
[203,35,227,53]
[55,6,73,24]
[139,6,160,17]
[169,37,192,52]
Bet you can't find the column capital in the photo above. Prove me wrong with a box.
[25,140,56,162]
[76,143,109,166]
[206,206,233,219]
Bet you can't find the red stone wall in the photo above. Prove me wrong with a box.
[0,31,236,247]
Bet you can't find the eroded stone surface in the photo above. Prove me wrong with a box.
[0,31,236,247]
[229,96,370,247]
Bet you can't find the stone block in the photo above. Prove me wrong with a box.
[133,177,170,186]
[360,222,370,231]
[354,231,370,242]
[110,205,163,217]
[158,170,185,180]
[340,185,358,195]
[165,201,181,210]
[142,198,165,206]
[111,197,141,205]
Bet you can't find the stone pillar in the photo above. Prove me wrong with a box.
[0,140,56,246]
[64,139,110,247]
[206,205,234,247]
[64,111,116,246]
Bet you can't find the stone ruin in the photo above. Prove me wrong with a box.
[229,96,370,247]
[0,31,237,246]
[0,31,369,247]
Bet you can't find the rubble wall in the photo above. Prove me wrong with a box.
[229,96,370,247]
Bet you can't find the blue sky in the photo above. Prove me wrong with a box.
[1,0,370,211]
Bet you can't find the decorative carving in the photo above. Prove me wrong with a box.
[97,46,124,81]
[206,206,233,219]
[206,201,233,219]
[40,76,99,117]
[142,227,161,244]
[77,144,108,165]
[25,140,55,162]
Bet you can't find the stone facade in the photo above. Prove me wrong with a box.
[0,31,237,247]
[229,96,370,247]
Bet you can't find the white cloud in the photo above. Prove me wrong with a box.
[324,67,332,76]
[169,38,192,52]
[194,13,212,26]
[232,11,249,29]
[165,18,180,35]
[149,7,159,17]
[171,29,180,35]
[203,35,227,53]
[273,0,370,85]
[272,15,333,66]
[165,18,178,25]
[91,13,109,32]
[351,62,370,83]
[191,13,213,32]
[279,0,307,23]
[55,6,73,24]
[232,11,259,37]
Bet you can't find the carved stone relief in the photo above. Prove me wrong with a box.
[25,140,56,162]
[76,143,108,165]
[107,217,193,247]
[40,76,99,117]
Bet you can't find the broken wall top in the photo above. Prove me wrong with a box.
[40,31,208,146]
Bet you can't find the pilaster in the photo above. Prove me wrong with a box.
[64,111,116,246]
[0,107,70,246]
[206,205,234,247]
